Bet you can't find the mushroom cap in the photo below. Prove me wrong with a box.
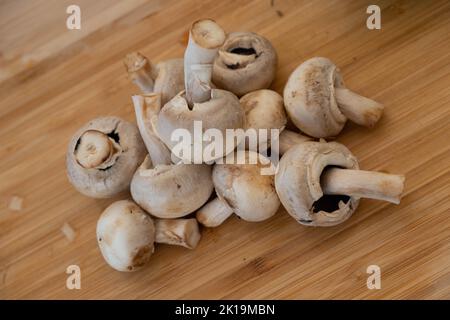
[213,32,277,97]
[213,151,280,222]
[97,200,155,272]
[157,89,245,162]
[240,89,287,151]
[153,58,185,105]
[275,140,360,227]
[66,116,146,198]
[283,57,347,138]
[130,156,214,218]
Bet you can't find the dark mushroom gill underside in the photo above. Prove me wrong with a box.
[225,46,258,70]
[312,165,351,213]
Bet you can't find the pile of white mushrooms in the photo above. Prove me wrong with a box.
[66,19,405,272]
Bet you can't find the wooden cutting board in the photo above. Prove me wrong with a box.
[0,0,449,299]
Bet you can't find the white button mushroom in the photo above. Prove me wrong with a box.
[124,52,184,105]
[131,89,214,219]
[275,140,405,227]
[97,200,202,272]
[283,57,384,138]
[239,89,312,154]
[130,156,213,219]
[97,200,155,272]
[156,19,245,163]
[213,32,278,96]
[157,89,245,163]
[196,151,280,227]
[66,117,146,198]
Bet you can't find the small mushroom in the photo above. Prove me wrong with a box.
[66,117,146,198]
[275,140,405,227]
[196,151,280,227]
[240,89,312,153]
[283,57,384,138]
[124,52,184,105]
[213,32,277,96]
[130,155,213,218]
[97,200,202,272]
[97,200,155,272]
[157,19,245,163]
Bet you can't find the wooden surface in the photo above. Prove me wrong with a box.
[0,0,449,299]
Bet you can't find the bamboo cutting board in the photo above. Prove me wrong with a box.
[0,0,449,299]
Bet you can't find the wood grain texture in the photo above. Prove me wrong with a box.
[0,0,449,299]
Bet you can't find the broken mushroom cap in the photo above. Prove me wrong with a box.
[130,155,213,218]
[124,52,184,105]
[66,117,146,198]
[275,140,360,227]
[97,200,155,272]
[197,151,280,226]
[283,57,384,138]
[213,32,278,96]
[157,89,245,163]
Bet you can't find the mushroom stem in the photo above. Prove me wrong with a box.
[335,88,384,128]
[279,129,312,155]
[186,64,213,106]
[321,168,405,204]
[75,130,121,169]
[154,218,201,249]
[124,52,155,93]
[184,19,226,105]
[196,197,234,227]
[132,94,172,166]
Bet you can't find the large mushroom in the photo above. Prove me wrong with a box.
[97,200,201,272]
[156,19,245,163]
[239,89,312,154]
[124,52,184,105]
[130,155,213,219]
[196,151,280,227]
[66,116,146,198]
[213,32,277,96]
[131,88,214,219]
[275,140,405,227]
[283,57,384,138]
